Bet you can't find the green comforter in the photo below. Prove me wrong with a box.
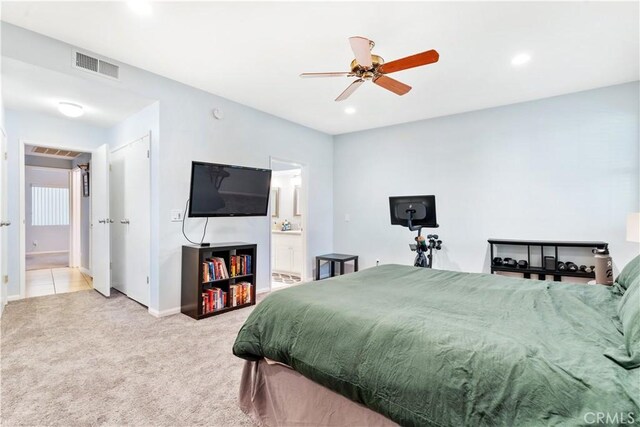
[233,265,640,426]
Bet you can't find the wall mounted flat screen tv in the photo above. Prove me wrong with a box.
[188,161,272,217]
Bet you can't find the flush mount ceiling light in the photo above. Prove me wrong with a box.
[511,53,532,67]
[344,107,356,115]
[58,102,84,118]
[127,0,153,16]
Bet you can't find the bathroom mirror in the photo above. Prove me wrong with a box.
[270,187,279,217]
[294,185,301,216]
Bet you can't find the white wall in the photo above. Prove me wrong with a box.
[24,166,70,254]
[4,109,109,297]
[334,82,640,275]
[109,102,159,149]
[25,154,71,169]
[271,169,302,229]
[3,24,334,313]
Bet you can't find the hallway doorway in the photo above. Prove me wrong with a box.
[21,145,93,298]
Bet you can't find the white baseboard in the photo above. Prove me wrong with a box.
[26,250,69,255]
[79,267,91,276]
[148,306,181,318]
[7,294,22,302]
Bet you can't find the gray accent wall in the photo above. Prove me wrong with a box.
[333,82,640,274]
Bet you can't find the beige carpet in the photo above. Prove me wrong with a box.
[1,289,261,426]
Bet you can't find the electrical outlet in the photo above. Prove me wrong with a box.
[3,275,8,284]
[170,210,183,222]
[32,240,38,248]
[376,259,380,266]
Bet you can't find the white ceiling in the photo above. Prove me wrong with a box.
[2,1,638,135]
[2,57,154,127]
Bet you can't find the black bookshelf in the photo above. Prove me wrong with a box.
[181,242,257,320]
[488,239,608,281]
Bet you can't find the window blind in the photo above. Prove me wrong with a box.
[31,186,70,226]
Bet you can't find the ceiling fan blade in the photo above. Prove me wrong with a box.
[373,74,411,96]
[335,79,364,101]
[300,72,353,78]
[379,49,439,74]
[349,36,373,68]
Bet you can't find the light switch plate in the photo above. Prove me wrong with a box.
[170,210,183,222]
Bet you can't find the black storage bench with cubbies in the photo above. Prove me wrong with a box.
[488,239,608,281]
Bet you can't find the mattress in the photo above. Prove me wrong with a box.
[233,264,640,426]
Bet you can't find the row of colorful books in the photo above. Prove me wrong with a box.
[202,255,252,283]
[230,255,251,277]
[202,288,226,314]
[202,257,229,282]
[230,282,252,307]
[201,283,252,314]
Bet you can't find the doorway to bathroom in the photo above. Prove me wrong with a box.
[270,159,306,290]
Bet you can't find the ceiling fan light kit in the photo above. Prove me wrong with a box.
[300,36,439,101]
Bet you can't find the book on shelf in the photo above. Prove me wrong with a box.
[202,287,227,314]
[230,255,251,277]
[229,282,252,307]
[202,257,230,282]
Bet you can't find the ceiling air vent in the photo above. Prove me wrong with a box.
[75,51,98,72]
[73,50,119,80]
[98,59,119,79]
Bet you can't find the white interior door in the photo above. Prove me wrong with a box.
[123,136,150,306]
[1,131,7,311]
[109,148,126,294]
[110,135,150,306]
[91,144,111,297]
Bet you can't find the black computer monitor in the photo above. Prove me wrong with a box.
[389,195,438,228]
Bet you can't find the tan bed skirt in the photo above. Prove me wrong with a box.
[239,360,398,427]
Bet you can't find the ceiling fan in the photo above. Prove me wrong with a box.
[300,36,439,101]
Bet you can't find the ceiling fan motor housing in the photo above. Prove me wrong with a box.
[350,54,384,80]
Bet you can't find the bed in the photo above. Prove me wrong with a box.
[233,264,640,426]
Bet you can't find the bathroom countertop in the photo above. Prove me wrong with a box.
[271,230,303,235]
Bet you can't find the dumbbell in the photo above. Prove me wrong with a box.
[566,262,578,272]
[518,260,528,269]
[557,261,566,271]
[493,257,503,266]
[579,265,587,272]
[503,258,517,268]
[435,240,442,250]
[585,265,595,273]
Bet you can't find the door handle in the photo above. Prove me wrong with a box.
[0,221,10,227]
[120,219,130,224]
[98,219,106,224]
[108,219,114,224]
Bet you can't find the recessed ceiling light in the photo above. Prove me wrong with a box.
[127,1,152,16]
[344,107,356,115]
[511,53,531,67]
[58,102,84,118]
